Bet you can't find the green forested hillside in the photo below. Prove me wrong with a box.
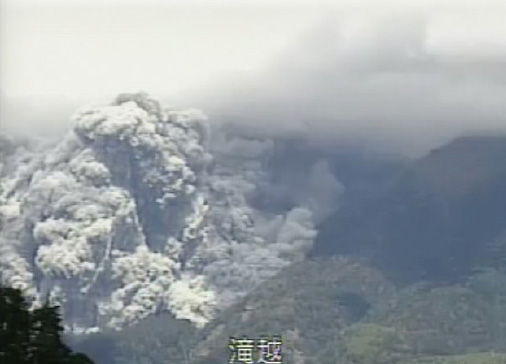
[190,258,506,364]
[314,136,506,283]
[74,258,506,364]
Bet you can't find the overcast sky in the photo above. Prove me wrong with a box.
[1,0,332,100]
[1,0,505,155]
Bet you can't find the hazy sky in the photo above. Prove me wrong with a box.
[1,0,505,155]
[1,0,325,98]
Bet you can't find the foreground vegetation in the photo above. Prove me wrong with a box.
[0,285,95,364]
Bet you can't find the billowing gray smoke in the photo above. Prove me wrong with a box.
[0,93,342,333]
[191,11,506,157]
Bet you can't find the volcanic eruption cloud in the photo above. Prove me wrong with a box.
[0,93,343,332]
[1,0,505,333]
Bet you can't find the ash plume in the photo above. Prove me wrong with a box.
[0,93,343,332]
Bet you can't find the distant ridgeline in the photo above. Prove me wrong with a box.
[314,135,506,283]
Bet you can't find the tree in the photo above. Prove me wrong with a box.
[0,287,31,364]
[0,285,95,364]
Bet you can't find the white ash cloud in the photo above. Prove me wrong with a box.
[2,3,504,157]
[0,93,343,331]
[192,7,506,156]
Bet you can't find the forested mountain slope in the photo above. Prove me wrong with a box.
[314,135,506,283]
[74,258,506,364]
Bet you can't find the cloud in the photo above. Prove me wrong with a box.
[305,159,343,224]
[0,93,345,331]
[2,1,504,157]
[194,6,506,156]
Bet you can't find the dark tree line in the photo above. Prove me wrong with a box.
[0,285,95,364]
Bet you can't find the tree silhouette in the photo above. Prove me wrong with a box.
[0,285,95,364]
